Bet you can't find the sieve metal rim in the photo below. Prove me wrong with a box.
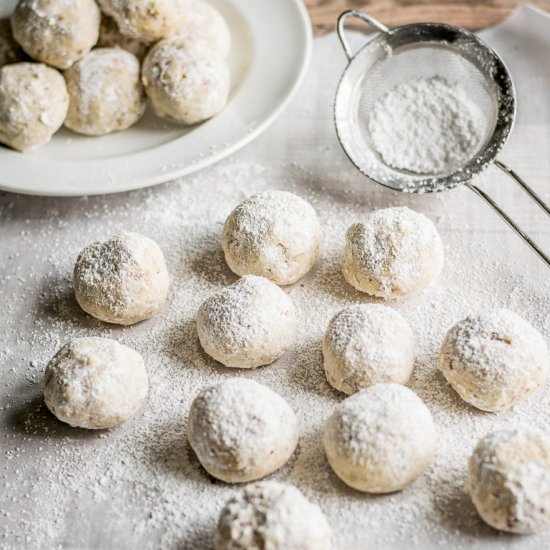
[333,13,517,193]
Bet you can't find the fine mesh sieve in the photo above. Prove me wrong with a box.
[334,10,550,267]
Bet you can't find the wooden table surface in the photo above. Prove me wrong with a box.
[306,0,550,34]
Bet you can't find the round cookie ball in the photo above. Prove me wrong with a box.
[11,0,100,69]
[323,304,415,395]
[188,379,299,483]
[468,426,550,534]
[197,275,297,369]
[73,232,170,326]
[44,337,148,429]
[142,36,230,126]
[221,191,321,285]
[214,482,332,550]
[64,48,146,136]
[323,383,436,493]
[97,0,192,43]
[0,19,27,68]
[0,62,68,152]
[176,0,231,61]
[97,15,147,61]
[341,206,444,299]
[439,310,549,412]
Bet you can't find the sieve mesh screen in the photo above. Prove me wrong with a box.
[358,45,498,172]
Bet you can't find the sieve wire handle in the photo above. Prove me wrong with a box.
[337,10,390,61]
[467,180,550,268]
[494,160,550,217]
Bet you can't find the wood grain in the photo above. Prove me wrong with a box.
[306,0,550,34]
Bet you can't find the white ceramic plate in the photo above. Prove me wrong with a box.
[0,0,312,196]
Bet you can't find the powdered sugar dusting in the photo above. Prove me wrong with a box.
[74,233,136,309]
[176,0,231,61]
[2,23,550,543]
[142,36,229,102]
[71,49,139,100]
[97,0,193,43]
[1,154,550,548]
[11,0,100,69]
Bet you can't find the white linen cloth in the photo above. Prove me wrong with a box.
[1,6,550,549]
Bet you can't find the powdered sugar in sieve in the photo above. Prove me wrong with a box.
[368,76,485,175]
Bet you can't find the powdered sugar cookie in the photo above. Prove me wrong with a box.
[197,275,297,369]
[176,0,231,61]
[0,19,26,68]
[323,383,436,493]
[468,426,550,533]
[73,232,170,325]
[98,0,193,43]
[0,62,68,152]
[11,0,100,69]
[342,206,444,299]
[439,309,549,412]
[222,191,321,286]
[44,337,148,429]
[97,15,147,61]
[142,35,230,126]
[64,48,146,136]
[323,304,415,395]
[215,482,332,549]
[188,379,298,483]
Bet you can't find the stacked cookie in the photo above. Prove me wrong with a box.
[0,0,231,151]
